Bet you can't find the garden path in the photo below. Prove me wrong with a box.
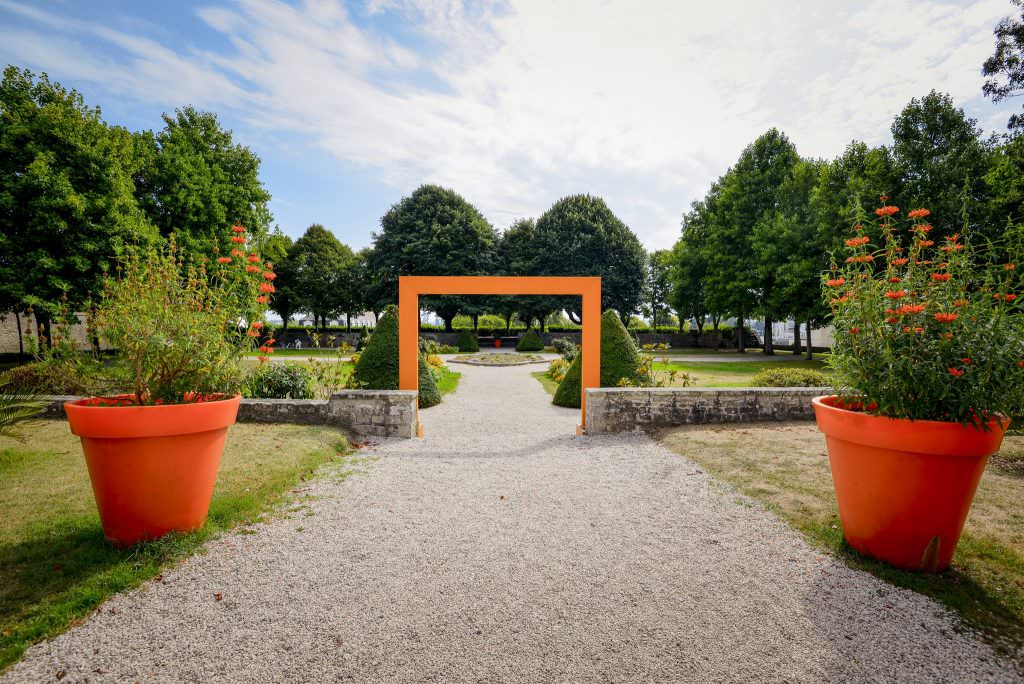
[3,364,1018,683]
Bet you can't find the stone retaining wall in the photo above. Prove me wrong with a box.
[37,391,419,439]
[585,387,827,433]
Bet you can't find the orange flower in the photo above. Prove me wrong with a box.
[247,254,261,263]
[948,368,964,377]
[246,265,260,273]
[230,236,246,244]
[1007,294,1018,302]
[246,328,261,338]
[852,224,865,232]
[879,194,889,202]
[850,327,859,335]
[250,321,263,329]
[231,225,246,233]
[941,332,954,340]
[1018,359,1024,369]
[931,273,951,282]
[256,295,269,304]
[886,316,899,323]
[217,257,232,264]
[884,290,907,299]
[259,282,276,293]
[829,296,850,305]
[918,240,934,247]
[891,258,909,266]
[258,345,274,354]
[888,277,900,283]
[898,304,925,315]
[953,299,968,307]
[907,209,930,219]
[826,278,846,287]
[1005,263,1016,271]
[961,357,971,365]
[230,249,244,257]
[845,255,874,263]
[875,205,899,217]
[915,224,933,233]
[257,356,270,363]
[845,236,870,247]
[914,327,924,333]
[933,312,957,323]
[262,272,276,280]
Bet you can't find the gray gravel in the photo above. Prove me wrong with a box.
[4,364,1020,683]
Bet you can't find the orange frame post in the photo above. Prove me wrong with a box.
[398,276,601,434]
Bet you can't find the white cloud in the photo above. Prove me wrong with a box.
[1,0,1017,248]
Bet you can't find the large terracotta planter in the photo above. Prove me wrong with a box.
[812,395,1008,572]
[65,395,241,546]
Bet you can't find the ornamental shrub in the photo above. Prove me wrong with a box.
[350,306,442,406]
[552,337,578,361]
[243,363,314,399]
[515,328,544,352]
[825,202,1024,425]
[456,329,479,352]
[552,310,649,407]
[1,360,92,395]
[751,368,831,388]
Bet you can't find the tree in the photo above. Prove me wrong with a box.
[494,218,556,329]
[135,106,272,257]
[986,133,1024,224]
[646,249,674,330]
[983,0,1024,131]
[287,224,354,329]
[890,91,989,236]
[671,195,715,334]
[262,228,294,330]
[369,185,497,330]
[532,194,647,322]
[0,66,157,339]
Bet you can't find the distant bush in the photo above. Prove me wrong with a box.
[1,360,93,395]
[456,329,479,352]
[751,368,831,387]
[553,310,649,407]
[516,329,544,352]
[350,307,442,406]
[552,337,577,361]
[244,364,314,399]
[546,357,570,383]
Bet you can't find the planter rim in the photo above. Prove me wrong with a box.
[65,394,241,439]
[812,394,1008,457]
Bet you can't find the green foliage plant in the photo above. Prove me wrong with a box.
[455,329,479,352]
[92,225,276,405]
[243,364,313,399]
[825,200,1024,426]
[349,307,442,406]
[515,328,544,352]
[751,368,831,387]
[552,310,651,407]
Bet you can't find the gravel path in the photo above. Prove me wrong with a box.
[4,364,1020,683]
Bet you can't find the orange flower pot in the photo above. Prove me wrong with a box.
[493,339,502,348]
[812,395,1008,572]
[65,395,241,546]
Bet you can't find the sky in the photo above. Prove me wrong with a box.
[0,0,1019,251]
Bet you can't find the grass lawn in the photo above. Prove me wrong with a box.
[659,423,1024,664]
[650,358,829,387]
[436,368,461,395]
[0,420,358,672]
[531,371,560,396]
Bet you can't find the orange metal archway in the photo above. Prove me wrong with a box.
[399,276,601,433]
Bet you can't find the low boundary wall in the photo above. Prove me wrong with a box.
[38,390,419,439]
[585,387,827,433]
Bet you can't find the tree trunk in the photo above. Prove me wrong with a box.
[472,313,479,331]
[373,311,380,324]
[763,317,774,355]
[443,315,454,332]
[696,319,704,335]
[792,320,801,353]
[678,317,684,333]
[15,310,23,356]
[346,313,351,333]
[737,310,746,353]
[712,314,721,330]
[805,321,813,360]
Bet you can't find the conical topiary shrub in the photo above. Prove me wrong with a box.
[418,353,442,408]
[351,306,441,405]
[552,350,583,407]
[515,328,544,352]
[551,310,648,408]
[456,328,479,352]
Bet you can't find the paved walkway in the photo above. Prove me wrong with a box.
[3,365,1019,682]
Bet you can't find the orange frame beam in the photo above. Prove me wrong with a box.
[399,276,601,433]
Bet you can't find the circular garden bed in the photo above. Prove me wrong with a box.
[449,353,547,366]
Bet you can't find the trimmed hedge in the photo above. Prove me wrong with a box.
[243,363,314,399]
[456,329,479,352]
[751,368,830,387]
[552,310,648,408]
[350,306,441,406]
[515,328,544,352]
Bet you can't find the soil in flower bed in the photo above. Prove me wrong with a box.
[659,422,1024,666]
[450,354,546,366]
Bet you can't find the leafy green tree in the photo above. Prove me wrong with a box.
[533,194,647,322]
[135,106,272,257]
[0,66,157,338]
[645,249,674,330]
[494,218,556,329]
[983,0,1024,131]
[890,91,990,235]
[262,228,294,330]
[287,224,354,329]
[671,195,715,334]
[985,133,1024,224]
[369,185,497,330]
[706,129,800,351]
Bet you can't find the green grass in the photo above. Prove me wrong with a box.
[532,371,560,396]
[436,369,461,395]
[247,348,350,357]
[650,358,829,387]
[660,424,1024,667]
[0,421,357,672]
